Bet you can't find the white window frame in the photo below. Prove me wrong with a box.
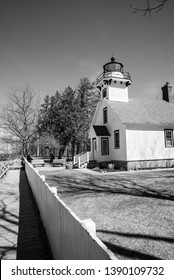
[101,137,109,156]
[103,107,107,124]
[164,129,173,148]
[114,130,120,149]
[102,88,107,98]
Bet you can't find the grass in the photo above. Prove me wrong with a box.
[39,168,174,260]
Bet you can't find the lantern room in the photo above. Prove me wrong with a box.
[96,57,132,102]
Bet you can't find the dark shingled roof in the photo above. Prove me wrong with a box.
[107,98,174,126]
[93,125,111,136]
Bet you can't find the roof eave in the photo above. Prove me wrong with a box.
[125,123,174,128]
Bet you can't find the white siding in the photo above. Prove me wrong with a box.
[108,109,127,162]
[126,127,174,161]
[91,99,127,162]
[108,83,128,102]
[89,129,100,161]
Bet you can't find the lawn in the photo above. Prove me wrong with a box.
[39,168,174,260]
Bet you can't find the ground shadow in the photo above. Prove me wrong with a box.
[17,170,53,260]
[97,229,173,260]
[41,169,174,260]
[44,170,174,202]
[0,189,18,259]
[104,241,161,260]
[97,229,174,243]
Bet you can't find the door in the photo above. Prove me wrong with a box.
[92,138,97,160]
[101,137,109,156]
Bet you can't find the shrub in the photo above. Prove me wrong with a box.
[99,162,108,169]
[108,163,114,170]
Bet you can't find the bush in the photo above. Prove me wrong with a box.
[99,162,108,169]
[108,163,114,170]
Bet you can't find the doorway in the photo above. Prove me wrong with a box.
[92,138,97,160]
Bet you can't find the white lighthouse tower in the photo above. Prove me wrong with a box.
[96,57,132,102]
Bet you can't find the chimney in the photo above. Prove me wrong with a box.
[162,82,174,103]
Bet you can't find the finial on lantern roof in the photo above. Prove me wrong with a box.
[111,56,115,63]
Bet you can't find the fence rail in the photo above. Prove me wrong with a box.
[24,159,116,260]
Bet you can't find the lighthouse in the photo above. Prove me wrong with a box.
[96,57,132,102]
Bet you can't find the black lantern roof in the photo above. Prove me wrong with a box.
[103,56,124,73]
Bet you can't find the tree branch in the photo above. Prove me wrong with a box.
[0,84,39,156]
[130,0,168,17]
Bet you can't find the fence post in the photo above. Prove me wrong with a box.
[82,219,96,236]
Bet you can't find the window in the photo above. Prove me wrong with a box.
[92,138,97,151]
[102,88,107,98]
[103,107,107,124]
[114,130,120,149]
[101,138,109,155]
[164,129,173,148]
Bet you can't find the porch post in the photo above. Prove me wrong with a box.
[87,152,89,163]
[73,155,76,165]
[78,157,80,168]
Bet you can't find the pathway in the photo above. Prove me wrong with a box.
[0,169,53,260]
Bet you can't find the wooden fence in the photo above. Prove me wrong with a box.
[24,159,116,260]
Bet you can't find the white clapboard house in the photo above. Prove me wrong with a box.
[89,57,174,170]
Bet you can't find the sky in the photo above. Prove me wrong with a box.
[0,0,174,105]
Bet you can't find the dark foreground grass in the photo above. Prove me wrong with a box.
[39,168,174,260]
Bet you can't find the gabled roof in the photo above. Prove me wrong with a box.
[93,125,111,136]
[106,98,174,126]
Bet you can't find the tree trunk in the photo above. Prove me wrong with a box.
[58,147,65,159]
[71,139,76,159]
[22,141,27,157]
[76,143,81,155]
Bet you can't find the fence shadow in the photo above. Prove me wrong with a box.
[17,169,53,260]
[104,241,161,260]
[0,197,18,259]
[44,171,174,201]
[97,229,174,260]
[0,176,19,259]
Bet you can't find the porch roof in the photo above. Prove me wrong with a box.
[93,125,111,136]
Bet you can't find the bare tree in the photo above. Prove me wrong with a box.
[0,84,39,156]
[130,0,168,17]
[0,134,22,156]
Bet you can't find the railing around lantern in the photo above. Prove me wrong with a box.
[96,71,131,85]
